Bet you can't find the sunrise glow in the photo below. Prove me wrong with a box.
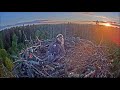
[104,23,111,27]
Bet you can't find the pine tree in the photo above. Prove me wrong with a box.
[12,33,18,55]
[35,30,41,38]
[0,58,13,77]
[0,49,8,61]
[0,33,4,49]
[0,39,4,49]
[4,57,14,71]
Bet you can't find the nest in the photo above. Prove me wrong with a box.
[12,38,112,78]
[65,39,112,78]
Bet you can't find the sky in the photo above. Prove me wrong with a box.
[0,12,119,26]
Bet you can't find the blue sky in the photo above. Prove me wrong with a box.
[0,12,119,26]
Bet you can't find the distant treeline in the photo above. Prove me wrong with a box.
[0,23,120,53]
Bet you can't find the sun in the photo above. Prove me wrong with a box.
[104,23,111,27]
